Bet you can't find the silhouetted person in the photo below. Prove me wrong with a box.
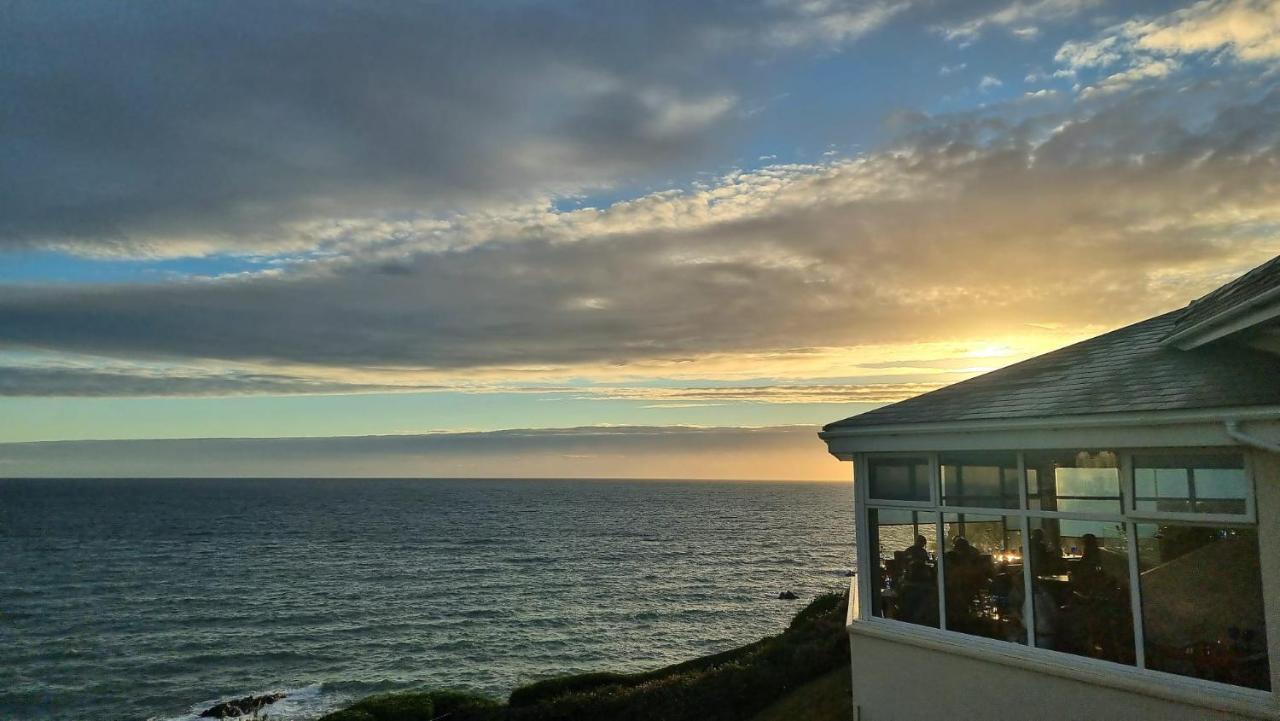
[1065,533,1130,661]
[894,535,935,625]
[945,537,988,630]
[904,534,930,565]
[949,537,981,568]
[1079,533,1101,566]
[1029,528,1060,574]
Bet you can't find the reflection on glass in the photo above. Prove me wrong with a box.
[869,508,938,627]
[1137,524,1270,690]
[941,452,1019,509]
[868,456,931,502]
[1028,518,1134,665]
[1026,450,1120,513]
[943,513,1025,644]
[1134,454,1248,516]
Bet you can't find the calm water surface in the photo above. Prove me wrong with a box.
[0,478,854,720]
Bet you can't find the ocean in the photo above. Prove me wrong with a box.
[0,478,855,721]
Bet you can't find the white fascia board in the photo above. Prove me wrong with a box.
[1163,290,1280,350]
[819,407,1280,457]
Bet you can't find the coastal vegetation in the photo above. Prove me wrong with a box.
[319,592,851,721]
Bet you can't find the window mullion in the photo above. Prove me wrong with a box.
[1119,451,1133,515]
[1017,451,1028,510]
[1124,519,1146,669]
[855,455,872,621]
[934,509,946,631]
[1020,513,1035,649]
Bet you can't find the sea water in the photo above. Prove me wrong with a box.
[0,478,854,720]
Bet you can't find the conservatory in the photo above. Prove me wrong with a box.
[820,255,1280,721]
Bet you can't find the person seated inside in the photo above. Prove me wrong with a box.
[1029,528,1061,575]
[1063,533,1132,661]
[1070,533,1108,592]
[947,537,983,572]
[903,534,930,565]
[898,535,936,625]
[945,537,991,627]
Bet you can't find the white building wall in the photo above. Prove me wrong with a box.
[847,632,1265,721]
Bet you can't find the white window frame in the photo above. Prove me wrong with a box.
[1126,447,1258,524]
[863,451,938,507]
[854,447,1269,701]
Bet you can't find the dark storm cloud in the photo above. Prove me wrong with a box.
[0,0,912,254]
[0,365,446,397]
[2,81,1279,382]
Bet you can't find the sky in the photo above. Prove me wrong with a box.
[2,0,1280,478]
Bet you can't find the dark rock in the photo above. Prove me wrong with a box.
[777,591,799,600]
[199,692,287,718]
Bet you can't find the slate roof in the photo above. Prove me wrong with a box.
[1170,254,1280,336]
[824,308,1280,432]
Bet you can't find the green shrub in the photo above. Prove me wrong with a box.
[508,640,767,708]
[318,689,499,721]
[319,692,436,721]
[508,672,631,707]
[787,592,845,630]
[323,591,850,721]
[319,710,376,721]
[503,591,850,721]
[429,689,502,720]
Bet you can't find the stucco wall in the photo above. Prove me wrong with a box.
[846,632,1267,721]
[1252,447,1280,704]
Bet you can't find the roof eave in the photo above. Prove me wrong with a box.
[1161,285,1280,350]
[819,404,1280,440]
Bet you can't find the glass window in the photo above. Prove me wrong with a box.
[1134,454,1249,516]
[1027,518,1134,665]
[868,456,931,502]
[1026,450,1121,514]
[943,513,1025,644]
[868,508,938,628]
[1137,524,1270,690]
[942,452,1019,508]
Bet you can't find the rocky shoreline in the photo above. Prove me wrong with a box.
[198,692,289,719]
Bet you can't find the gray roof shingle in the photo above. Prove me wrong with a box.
[824,309,1280,431]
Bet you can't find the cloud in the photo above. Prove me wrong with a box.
[0,364,443,397]
[763,0,913,47]
[936,0,1100,43]
[979,75,1005,92]
[0,425,848,480]
[1056,0,1280,94]
[1132,0,1280,62]
[2,76,1278,390]
[1079,58,1180,97]
[0,1,901,257]
[0,362,946,403]
[578,383,946,405]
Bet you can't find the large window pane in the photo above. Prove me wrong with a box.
[943,513,1026,644]
[868,456,931,502]
[1137,524,1270,690]
[942,452,1019,508]
[1027,518,1134,665]
[1134,454,1249,516]
[868,508,938,627]
[1026,450,1121,514]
